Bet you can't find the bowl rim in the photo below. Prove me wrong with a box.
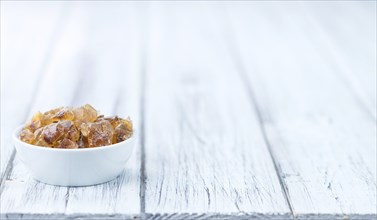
[13,125,135,152]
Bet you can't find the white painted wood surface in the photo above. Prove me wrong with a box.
[1,2,143,219]
[1,1,376,220]
[143,3,290,218]
[227,2,376,219]
[0,1,65,181]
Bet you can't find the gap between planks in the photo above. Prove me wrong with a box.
[219,4,296,218]
[222,2,376,218]
[0,2,69,193]
[1,2,143,218]
[139,4,150,215]
[139,32,147,218]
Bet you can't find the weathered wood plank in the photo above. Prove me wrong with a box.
[0,1,65,181]
[143,3,290,218]
[64,2,144,217]
[300,1,376,119]
[1,3,88,216]
[226,2,376,219]
[2,1,375,219]
[1,2,143,218]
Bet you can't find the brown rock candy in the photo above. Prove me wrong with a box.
[19,129,35,144]
[58,138,78,149]
[80,122,90,137]
[24,112,43,132]
[85,120,114,148]
[19,104,133,148]
[34,127,44,140]
[57,120,80,142]
[73,104,98,128]
[33,127,50,147]
[103,116,122,127]
[54,107,74,121]
[34,138,50,147]
[103,116,133,143]
[41,123,63,146]
[114,118,133,143]
[77,134,88,148]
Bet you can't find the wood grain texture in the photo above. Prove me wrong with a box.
[1,1,376,219]
[0,1,65,182]
[296,1,376,120]
[1,3,90,217]
[64,2,144,217]
[143,3,290,218]
[1,2,144,218]
[226,2,376,219]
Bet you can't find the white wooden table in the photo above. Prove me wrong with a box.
[1,1,376,219]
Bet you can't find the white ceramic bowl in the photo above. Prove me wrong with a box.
[13,126,135,186]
